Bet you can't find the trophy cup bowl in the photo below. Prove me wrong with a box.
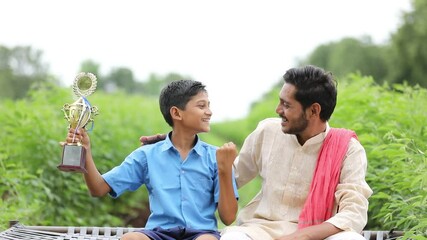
[58,73,98,173]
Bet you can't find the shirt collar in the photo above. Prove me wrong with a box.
[160,131,203,156]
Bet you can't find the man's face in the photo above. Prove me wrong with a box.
[275,83,308,135]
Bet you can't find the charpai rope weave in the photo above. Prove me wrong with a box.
[0,223,403,240]
[0,224,142,240]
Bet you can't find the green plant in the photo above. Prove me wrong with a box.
[1,75,426,237]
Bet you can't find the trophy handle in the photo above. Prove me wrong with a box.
[62,104,71,122]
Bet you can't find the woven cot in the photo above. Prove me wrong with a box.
[0,222,404,240]
[0,223,140,240]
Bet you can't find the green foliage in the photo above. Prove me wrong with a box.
[0,45,57,100]
[141,73,192,97]
[0,83,169,230]
[301,37,388,83]
[103,67,137,93]
[79,60,101,86]
[77,60,192,97]
[0,148,46,230]
[1,75,427,237]
[300,0,427,90]
[333,74,427,236]
[246,87,281,129]
[209,119,249,147]
[387,0,427,87]
[215,73,427,236]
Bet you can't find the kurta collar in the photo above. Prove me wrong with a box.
[291,122,331,147]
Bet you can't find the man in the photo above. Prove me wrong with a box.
[220,65,372,240]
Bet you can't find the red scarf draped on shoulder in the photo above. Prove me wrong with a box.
[298,128,357,229]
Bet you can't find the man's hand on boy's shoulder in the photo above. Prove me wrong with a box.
[140,134,167,146]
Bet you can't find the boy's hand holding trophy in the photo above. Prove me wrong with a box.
[58,72,99,173]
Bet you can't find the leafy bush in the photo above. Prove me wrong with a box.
[0,84,169,229]
[215,74,427,236]
[332,75,426,236]
[0,149,46,230]
[1,75,426,238]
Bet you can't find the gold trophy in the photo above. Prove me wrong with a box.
[58,72,99,173]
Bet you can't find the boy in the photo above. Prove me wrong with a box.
[65,80,239,240]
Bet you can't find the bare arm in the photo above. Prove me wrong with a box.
[276,222,341,240]
[216,142,238,226]
[65,128,111,197]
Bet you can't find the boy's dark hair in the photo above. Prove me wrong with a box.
[283,65,337,121]
[159,79,207,127]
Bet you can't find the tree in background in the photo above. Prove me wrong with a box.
[302,0,427,87]
[79,59,102,87]
[0,46,56,100]
[103,67,136,93]
[301,37,388,83]
[387,0,427,87]
[78,60,190,96]
[141,72,191,97]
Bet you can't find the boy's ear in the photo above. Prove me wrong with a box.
[170,106,182,121]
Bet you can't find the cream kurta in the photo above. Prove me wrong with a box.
[222,118,373,240]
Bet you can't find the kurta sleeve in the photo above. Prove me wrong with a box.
[234,119,275,188]
[326,138,373,232]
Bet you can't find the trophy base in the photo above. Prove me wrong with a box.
[58,144,87,173]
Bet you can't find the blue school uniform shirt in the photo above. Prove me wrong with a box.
[102,133,239,231]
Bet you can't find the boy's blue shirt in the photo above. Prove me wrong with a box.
[102,133,239,230]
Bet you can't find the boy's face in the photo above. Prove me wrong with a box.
[179,91,212,133]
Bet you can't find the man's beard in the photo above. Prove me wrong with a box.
[282,112,308,135]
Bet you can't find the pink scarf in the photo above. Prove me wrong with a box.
[298,128,357,229]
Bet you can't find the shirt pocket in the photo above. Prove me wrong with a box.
[189,177,215,210]
[158,174,181,190]
[188,177,213,192]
